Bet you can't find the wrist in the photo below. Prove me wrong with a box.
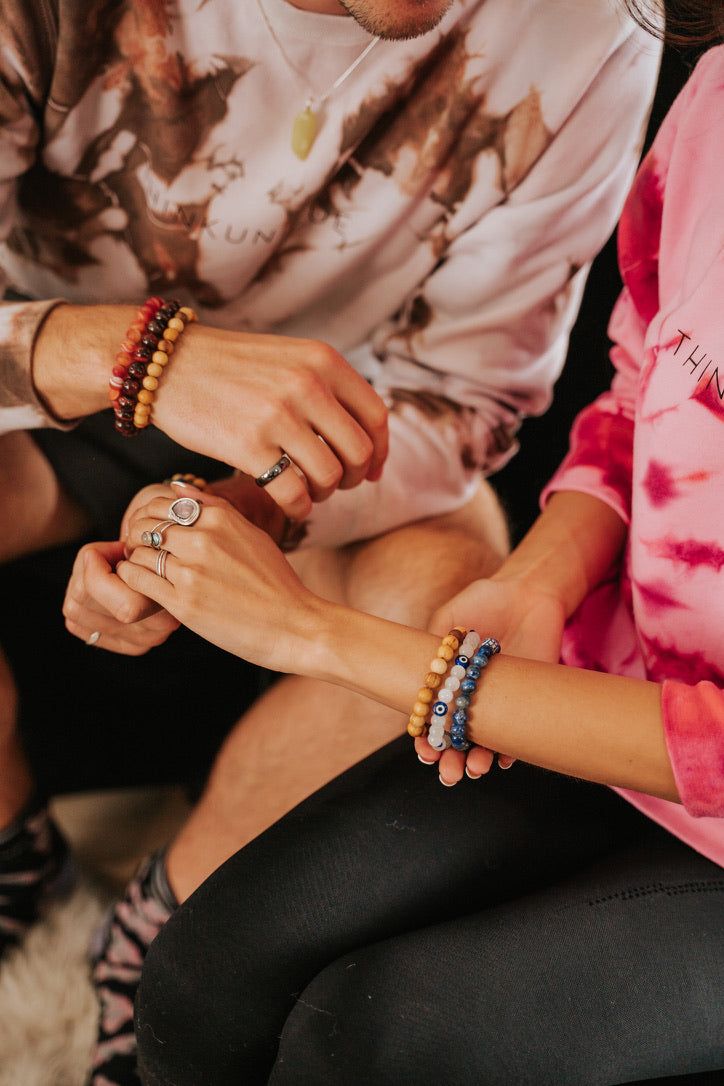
[287,596,344,681]
[490,560,573,612]
[33,303,136,421]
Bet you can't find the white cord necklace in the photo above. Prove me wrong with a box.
[256,0,380,159]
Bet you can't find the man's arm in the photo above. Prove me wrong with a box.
[0,14,387,522]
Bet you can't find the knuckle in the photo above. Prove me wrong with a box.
[63,596,79,620]
[368,401,389,432]
[318,462,344,490]
[201,504,226,530]
[175,565,196,595]
[348,433,374,468]
[188,529,212,559]
[305,339,338,371]
[116,599,143,625]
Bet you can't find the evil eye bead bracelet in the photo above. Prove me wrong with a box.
[449,636,501,751]
[427,630,481,751]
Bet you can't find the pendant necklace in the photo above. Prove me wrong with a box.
[256,0,380,160]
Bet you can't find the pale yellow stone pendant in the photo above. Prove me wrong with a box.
[292,105,318,160]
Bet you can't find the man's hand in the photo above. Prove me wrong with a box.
[63,540,180,655]
[33,306,389,522]
[415,576,566,784]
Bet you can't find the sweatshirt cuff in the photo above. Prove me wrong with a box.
[0,298,77,432]
[661,679,724,818]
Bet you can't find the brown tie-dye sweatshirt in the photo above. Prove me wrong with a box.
[0,0,660,545]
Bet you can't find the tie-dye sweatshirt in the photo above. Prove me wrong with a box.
[0,0,659,546]
[544,48,724,865]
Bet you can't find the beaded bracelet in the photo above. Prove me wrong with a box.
[109,297,196,437]
[407,628,467,738]
[448,636,501,751]
[427,630,481,751]
[164,472,208,490]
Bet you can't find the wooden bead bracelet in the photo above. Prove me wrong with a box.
[408,628,467,738]
[109,296,197,437]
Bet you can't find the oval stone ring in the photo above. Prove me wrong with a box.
[167,496,202,527]
[142,520,173,549]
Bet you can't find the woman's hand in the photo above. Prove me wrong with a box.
[416,576,566,785]
[65,477,293,657]
[117,492,321,673]
[63,540,180,655]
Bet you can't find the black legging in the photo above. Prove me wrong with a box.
[135,739,724,1086]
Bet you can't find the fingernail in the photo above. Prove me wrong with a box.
[499,759,512,770]
[439,775,456,787]
[418,755,436,766]
[465,767,482,780]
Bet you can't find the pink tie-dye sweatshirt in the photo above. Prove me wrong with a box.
[544,48,724,867]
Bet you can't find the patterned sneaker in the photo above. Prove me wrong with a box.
[90,853,176,1086]
[0,802,72,958]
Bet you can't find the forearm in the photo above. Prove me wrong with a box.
[32,303,135,421]
[492,490,627,617]
[305,600,677,801]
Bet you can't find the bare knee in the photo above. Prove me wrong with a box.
[342,483,509,628]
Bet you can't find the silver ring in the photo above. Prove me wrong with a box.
[86,630,101,647]
[155,549,170,580]
[142,520,173,549]
[167,497,202,526]
[255,453,292,488]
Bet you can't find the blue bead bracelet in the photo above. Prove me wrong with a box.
[449,636,501,751]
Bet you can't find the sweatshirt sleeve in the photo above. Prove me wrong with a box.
[301,26,660,549]
[0,3,68,434]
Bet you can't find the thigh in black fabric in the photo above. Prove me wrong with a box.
[135,744,645,1086]
[269,835,724,1086]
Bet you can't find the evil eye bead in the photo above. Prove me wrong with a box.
[454,655,470,667]
[432,702,448,717]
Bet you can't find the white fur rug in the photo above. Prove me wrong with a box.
[0,877,109,1086]
[0,788,188,1085]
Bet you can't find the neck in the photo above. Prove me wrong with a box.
[285,1,348,13]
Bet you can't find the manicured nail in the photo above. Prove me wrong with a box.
[465,767,482,780]
[418,755,436,766]
[498,758,513,770]
[439,775,456,787]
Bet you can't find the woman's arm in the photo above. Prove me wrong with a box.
[307,603,676,802]
[119,493,677,802]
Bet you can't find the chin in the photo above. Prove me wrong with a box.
[340,0,455,40]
